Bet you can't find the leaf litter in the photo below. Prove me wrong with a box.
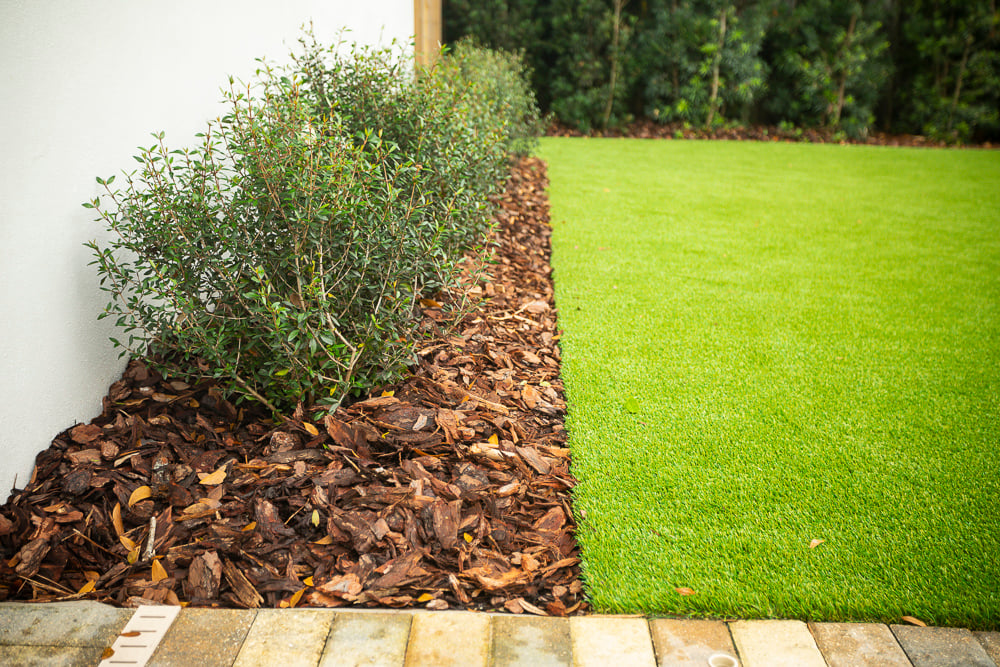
[0,158,588,615]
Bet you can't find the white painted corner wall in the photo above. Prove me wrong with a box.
[0,0,413,500]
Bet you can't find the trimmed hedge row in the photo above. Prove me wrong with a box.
[444,0,1000,142]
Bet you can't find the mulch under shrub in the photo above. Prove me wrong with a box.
[0,157,587,616]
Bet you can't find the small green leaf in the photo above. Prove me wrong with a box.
[274,368,290,377]
[624,396,641,414]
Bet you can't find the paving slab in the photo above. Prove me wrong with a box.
[0,601,132,647]
[729,620,826,667]
[976,632,1000,665]
[148,608,256,667]
[233,608,335,667]
[404,611,491,667]
[649,619,737,667]
[320,611,412,667]
[492,614,573,667]
[809,622,912,666]
[570,616,657,667]
[0,644,108,666]
[891,625,997,667]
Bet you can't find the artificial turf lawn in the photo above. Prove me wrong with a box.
[539,137,1000,628]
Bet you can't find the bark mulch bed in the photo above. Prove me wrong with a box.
[0,157,588,616]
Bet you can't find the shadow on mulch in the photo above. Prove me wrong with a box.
[0,157,588,617]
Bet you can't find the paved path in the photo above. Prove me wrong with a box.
[0,601,997,666]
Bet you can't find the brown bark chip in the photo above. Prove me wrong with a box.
[0,158,587,614]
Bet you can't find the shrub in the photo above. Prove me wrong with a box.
[86,36,541,414]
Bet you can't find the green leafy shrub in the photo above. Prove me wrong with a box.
[86,37,540,414]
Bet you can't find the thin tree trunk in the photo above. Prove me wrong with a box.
[602,0,627,130]
[705,7,728,128]
[832,12,858,127]
[947,34,973,133]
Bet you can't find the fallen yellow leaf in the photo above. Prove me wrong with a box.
[199,465,227,486]
[126,546,140,565]
[809,539,825,549]
[303,422,319,436]
[120,535,136,551]
[241,521,257,532]
[417,593,434,602]
[463,533,473,543]
[901,616,927,627]
[675,587,696,596]
[303,576,314,587]
[488,433,499,446]
[381,390,395,398]
[112,503,124,538]
[151,560,168,582]
[288,588,305,608]
[311,510,320,527]
[76,580,96,595]
[313,535,334,545]
[419,298,442,309]
[101,647,115,660]
[128,485,152,508]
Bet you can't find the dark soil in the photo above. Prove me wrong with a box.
[549,119,997,149]
[0,157,587,615]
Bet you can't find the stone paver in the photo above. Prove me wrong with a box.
[729,620,826,667]
[649,619,737,667]
[233,608,335,667]
[404,611,491,667]
[0,601,132,648]
[148,608,256,667]
[892,625,997,667]
[320,611,411,667]
[0,644,107,666]
[492,614,573,667]
[809,622,912,666]
[570,616,657,667]
[976,632,1000,665]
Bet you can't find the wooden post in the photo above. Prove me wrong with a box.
[414,0,442,69]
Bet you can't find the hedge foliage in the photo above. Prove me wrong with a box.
[444,0,1000,142]
[85,34,541,414]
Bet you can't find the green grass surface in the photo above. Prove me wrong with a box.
[539,137,1000,628]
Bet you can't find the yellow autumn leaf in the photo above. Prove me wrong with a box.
[112,502,124,538]
[311,510,320,527]
[126,546,140,565]
[417,593,434,602]
[241,521,257,532]
[120,535,136,551]
[128,485,152,508]
[675,587,696,596]
[381,390,395,398]
[419,298,442,309]
[313,535,334,545]
[83,570,100,582]
[488,433,499,446]
[463,533,473,543]
[288,588,305,608]
[101,647,115,660]
[901,615,927,627]
[303,576,314,587]
[151,559,168,582]
[199,465,227,486]
[303,422,319,436]
[76,579,96,595]
[809,538,825,549]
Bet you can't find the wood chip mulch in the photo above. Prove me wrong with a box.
[0,157,588,616]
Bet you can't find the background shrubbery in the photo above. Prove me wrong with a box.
[444,0,1000,142]
[86,35,541,414]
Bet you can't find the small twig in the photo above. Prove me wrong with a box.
[143,516,157,562]
[233,373,282,416]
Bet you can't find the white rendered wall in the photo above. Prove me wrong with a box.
[0,0,413,500]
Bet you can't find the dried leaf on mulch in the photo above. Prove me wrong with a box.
[0,157,588,615]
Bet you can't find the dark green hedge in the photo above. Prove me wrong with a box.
[444,0,1000,142]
